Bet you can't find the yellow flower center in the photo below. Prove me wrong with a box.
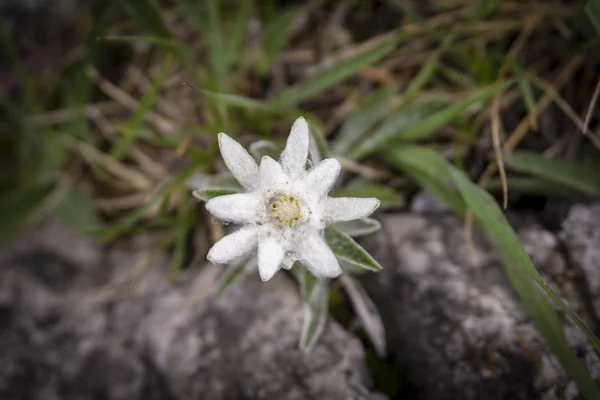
[270,195,304,227]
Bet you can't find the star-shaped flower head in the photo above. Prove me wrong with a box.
[204,117,380,281]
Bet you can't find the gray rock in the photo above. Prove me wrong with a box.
[360,211,600,400]
[0,220,384,400]
[560,203,600,319]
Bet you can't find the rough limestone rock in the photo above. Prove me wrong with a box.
[560,203,600,319]
[0,220,385,400]
[360,201,600,400]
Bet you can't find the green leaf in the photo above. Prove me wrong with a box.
[299,275,329,353]
[399,33,455,107]
[447,166,600,400]
[585,0,600,33]
[334,218,381,238]
[122,0,172,39]
[396,80,514,142]
[307,120,330,163]
[192,189,239,202]
[332,86,397,155]
[503,151,600,196]
[258,9,296,74]
[275,35,401,108]
[487,177,582,198]
[389,146,466,216]
[112,55,172,159]
[225,0,253,71]
[341,275,387,357]
[324,228,382,272]
[216,258,254,296]
[201,90,280,112]
[504,59,538,130]
[347,100,442,160]
[333,182,404,209]
[56,187,103,233]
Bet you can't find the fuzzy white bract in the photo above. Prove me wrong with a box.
[204,117,380,281]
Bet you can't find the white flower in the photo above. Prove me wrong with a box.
[203,117,380,281]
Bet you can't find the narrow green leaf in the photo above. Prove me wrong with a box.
[341,275,387,357]
[201,90,278,112]
[334,218,381,238]
[396,80,514,142]
[447,166,600,399]
[276,35,401,108]
[389,146,466,216]
[258,9,296,74]
[112,55,172,159]
[348,100,442,160]
[300,276,329,353]
[225,0,253,71]
[504,59,538,130]
[205,0,226,88]
[400,33,455,107]
[298,263,319,300]
[487,177,582,198]
[585,0,600,33]
[324,228,383,272]
[307,121,330,163]
[122,0,172,39]
[186,172,242,192]
[333,182,404,209]
[503,151,600,196]
[169,207,195,281]
[192,189,239,202]
[216,258,254,296]
[517,76,537,129]
[332,86,397,155]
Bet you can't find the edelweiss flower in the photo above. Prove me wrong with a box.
[204,117,380,281]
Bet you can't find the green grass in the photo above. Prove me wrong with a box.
[3,0,600,396]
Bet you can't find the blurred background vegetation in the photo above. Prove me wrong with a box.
[2,0,600,396]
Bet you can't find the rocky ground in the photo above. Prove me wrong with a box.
[1,199,600,399]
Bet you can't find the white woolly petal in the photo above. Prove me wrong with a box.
[322,197,380,223]
[260,156,288,189]
[205,193,260,223]
[281,253,297,270]
[280,117,309,179]
[304,158,341,197]
[218,133,260,191]
[297,232,342,278]
[207,226,259,264]
[258,236,285,281]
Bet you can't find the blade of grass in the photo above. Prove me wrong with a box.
[347,99,442,160]
[111,55,172,160]
[257,8,297,74]
[397,80,514,141]
[585,0,600,33]
[389,147,466,216]
[275,35,401,108]
[502,151,600,196]
[122,0,172,39]
[225,0,253,72]
[399,33,455,107]
[332,86,397,155]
